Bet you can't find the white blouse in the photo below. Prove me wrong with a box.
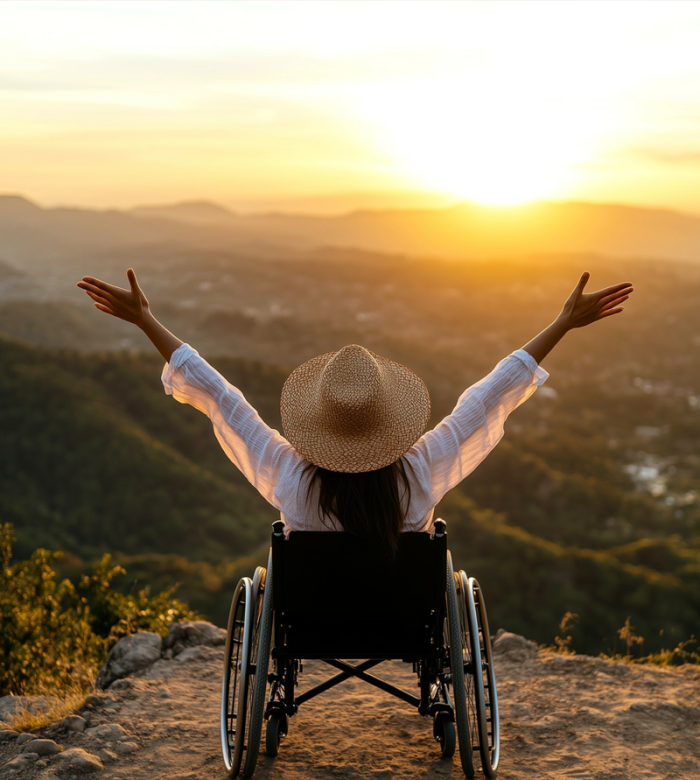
[161,344,548,534]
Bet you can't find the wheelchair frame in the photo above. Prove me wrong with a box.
[220,519,500,779]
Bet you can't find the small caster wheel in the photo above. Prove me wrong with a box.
[266,711,287,757]
[433,711,456,759]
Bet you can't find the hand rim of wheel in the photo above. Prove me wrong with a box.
[446,552,475,778]
[242,551,275,779]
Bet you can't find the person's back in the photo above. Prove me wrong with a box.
[77,268,633,551]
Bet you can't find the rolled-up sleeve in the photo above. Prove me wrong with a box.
[404,349,548,508]
[161,343,302,510]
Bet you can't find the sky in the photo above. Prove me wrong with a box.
[2,0,700,213]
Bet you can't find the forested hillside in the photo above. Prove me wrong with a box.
[3,334,699,655]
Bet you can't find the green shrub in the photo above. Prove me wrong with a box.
[0,522,197,696]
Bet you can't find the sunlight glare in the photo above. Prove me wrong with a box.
[359,73,607,206]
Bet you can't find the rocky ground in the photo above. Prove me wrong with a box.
[1,624,699,780]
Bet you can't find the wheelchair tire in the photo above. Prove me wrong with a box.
[467,575,500,776]
[241,552,275,778]
[265,710,287,758]
[446,552,475,778]
[434,711,456,759]
[221,577,254,777]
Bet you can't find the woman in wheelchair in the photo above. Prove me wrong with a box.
[78,269,633,778]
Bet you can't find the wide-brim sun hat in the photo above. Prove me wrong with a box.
[280,344,431,473]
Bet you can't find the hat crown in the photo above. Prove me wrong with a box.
[280,343,431,472]
[320,345,383,430]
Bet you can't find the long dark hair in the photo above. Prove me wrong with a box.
[303,459,413,556]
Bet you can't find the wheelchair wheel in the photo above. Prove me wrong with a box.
[466,575,500,776]
[433,711,456,759]
[221,577,254,777]
[446,552,475,778]
[241,553,275,778]
[265,710,287,757]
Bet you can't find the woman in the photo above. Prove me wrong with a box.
[77,269,632,553]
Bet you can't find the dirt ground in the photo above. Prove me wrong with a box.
[2,634,699,780]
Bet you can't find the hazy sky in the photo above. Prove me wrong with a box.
[2,1,700,213]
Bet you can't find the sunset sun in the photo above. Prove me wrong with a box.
[359,72,606,206]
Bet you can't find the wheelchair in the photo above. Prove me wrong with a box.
[220,518,500,778]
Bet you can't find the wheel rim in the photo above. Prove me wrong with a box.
[445,552,475,778]
[456,572,482,758]
[471,577,500,772]
[245,567,265,730]
[221,577,253,775]
[242,553,274,778]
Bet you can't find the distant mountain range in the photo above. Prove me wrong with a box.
[3,194,700,268]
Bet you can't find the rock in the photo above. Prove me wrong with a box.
[162,620,225,658]
[492,632,538,662]
[53,747,104,772]
[96,631,162,689]
[37,758,49,767]
[97,748,117,763]
[115,741,138,755]
[0,694,52,722]
[61,714,87,732]
[85,722,129,741]
[4,753,38,773]
[84,694,105,708]
[0,728,20,742]
[22,738,61,756]
[16,732,36,745]
[110,678,131,691]
[174,645,218,663]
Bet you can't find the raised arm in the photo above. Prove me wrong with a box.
[404,271,634,517]
[77,268,303,509]
[77,268,182,360]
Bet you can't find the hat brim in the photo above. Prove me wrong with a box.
[280,349,431,473]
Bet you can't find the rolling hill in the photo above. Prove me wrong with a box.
[5,194,700,271]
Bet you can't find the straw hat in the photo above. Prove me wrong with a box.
[280,344,431,473]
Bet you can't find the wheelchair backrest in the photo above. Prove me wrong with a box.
[271,526,447,660]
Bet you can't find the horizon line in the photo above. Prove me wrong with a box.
[2,191,700,220]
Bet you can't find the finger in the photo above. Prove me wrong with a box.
[599,288,633,306]
[94,302,134,323]
[127,268,141,296]
[602,292,629,305]
[79,282,121,307]
[597,307,624,320]
[84,289,115,308]
[81,276,128,298]
[94,303,119,317]
[599,300,627,316]
[600,294,630,311]
[594,282,633,299]
[573,271,590,296]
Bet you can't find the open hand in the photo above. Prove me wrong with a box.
[558,272,633,330]
[77,268,151,328]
